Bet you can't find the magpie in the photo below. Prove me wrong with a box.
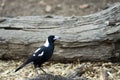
[15,35,60,74]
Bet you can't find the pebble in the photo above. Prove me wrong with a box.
[45,5,52,13]
[79,4,89,9]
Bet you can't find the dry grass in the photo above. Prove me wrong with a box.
[0,60,120,80]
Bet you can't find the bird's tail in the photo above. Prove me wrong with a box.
[15,59,32,72]
[15,63,25,72]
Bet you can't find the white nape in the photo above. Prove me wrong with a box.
[38,51,44,57]
[44,39,49,47]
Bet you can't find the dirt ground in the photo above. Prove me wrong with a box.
[0,0,120,17]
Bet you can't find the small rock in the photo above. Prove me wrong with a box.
[105,19,117,26]
[45,5,52,13]
[38,0,46,6]
[79,4,89,9]
[56,4,62,10]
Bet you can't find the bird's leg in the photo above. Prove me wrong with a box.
[33,64,41,77]
[34,67,40,77]
[39,67,47,74]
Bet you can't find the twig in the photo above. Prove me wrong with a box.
[107,71,113,79]
[99,68,108,80]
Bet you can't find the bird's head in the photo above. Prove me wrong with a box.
[48,35,61,42]
[44,35,61,47]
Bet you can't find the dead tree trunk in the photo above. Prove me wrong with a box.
[0,3,120,62]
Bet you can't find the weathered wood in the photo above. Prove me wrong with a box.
[26,75,87,80]
[27,74,74,80]
[0,3,120,62]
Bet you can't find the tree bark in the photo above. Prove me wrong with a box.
[0,3,120,62]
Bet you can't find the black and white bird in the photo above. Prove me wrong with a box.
[15,35,60,74]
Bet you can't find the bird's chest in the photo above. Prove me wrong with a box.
[43,47,54,60]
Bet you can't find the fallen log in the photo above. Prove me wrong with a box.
[0,3,120,62]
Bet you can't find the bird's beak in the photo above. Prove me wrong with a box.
[54,36,61,40]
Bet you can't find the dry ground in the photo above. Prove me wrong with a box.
[0,60,120,80]
[0,0,120,17]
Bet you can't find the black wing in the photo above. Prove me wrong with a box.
[15,46,45,72]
